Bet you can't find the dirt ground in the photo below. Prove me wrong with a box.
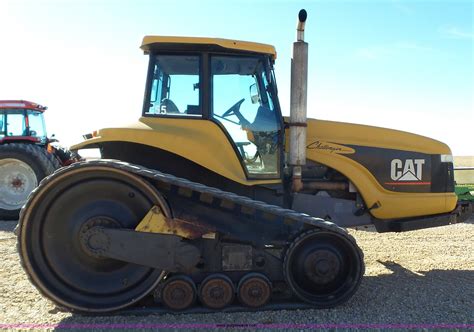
[0,217,473,330]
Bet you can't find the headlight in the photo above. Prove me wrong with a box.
[440,154,453,163]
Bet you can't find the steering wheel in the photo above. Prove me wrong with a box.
[221,99,249,126]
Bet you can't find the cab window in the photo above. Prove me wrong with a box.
[211,56,280,178]
[0,112,5,138]
[145,55,201,117]
[27,110,47,138]
[5,110,26,136]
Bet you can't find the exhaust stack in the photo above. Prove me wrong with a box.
[289,9,308,192]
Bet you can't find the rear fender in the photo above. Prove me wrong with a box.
[71,117,280,187]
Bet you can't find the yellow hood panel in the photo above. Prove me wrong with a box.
[303,118,451,154]
[296,118,456,219]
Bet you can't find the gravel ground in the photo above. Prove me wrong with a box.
[1,218,473,330]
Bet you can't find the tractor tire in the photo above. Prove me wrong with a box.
[53,145,81,166]
[0,143,60,220]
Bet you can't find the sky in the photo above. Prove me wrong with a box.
[0,0,472,155]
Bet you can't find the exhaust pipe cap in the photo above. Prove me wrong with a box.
[298,9,307,23]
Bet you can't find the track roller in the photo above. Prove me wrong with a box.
[198,274,235,309]
[161,275,197,310]
[283,228,364,308]
[237,273,272,308]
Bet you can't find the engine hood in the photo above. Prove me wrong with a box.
[289,118,456,220]
[302,118,451,155]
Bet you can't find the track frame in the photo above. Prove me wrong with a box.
[17,159,364,313]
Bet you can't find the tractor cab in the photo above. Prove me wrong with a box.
[141,37,284,178]
[0,100,48,144]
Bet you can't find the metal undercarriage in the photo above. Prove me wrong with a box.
[17,160,364,313]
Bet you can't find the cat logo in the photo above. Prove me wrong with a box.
[390,159,425,181]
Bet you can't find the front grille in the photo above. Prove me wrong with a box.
[431,156,454,193]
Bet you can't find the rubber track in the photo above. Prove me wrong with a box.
[18,159,364,314]
[122,300,317,316]
[52,145,81,165]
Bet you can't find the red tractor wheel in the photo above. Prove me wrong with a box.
[0,143,60,220]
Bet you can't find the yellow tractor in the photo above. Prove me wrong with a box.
[17,10,471,313]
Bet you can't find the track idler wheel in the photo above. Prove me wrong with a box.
[198,274,235,309]
[17,164,170,313]
[237,273,272,308]
[284,228,364,308]
[161,275,197,310]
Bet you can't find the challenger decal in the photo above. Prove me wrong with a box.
[307,141,355,154]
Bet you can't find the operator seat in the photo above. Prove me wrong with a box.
[250,106,279,132]
[248,106,279,156]
[160,98,180,114]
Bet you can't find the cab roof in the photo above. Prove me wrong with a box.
[141,36,277,60]
[0,100,47,112]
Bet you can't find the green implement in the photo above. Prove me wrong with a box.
[454,167,474,202]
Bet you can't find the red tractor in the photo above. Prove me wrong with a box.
[0,100,79,219]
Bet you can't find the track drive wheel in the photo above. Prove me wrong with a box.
[161,275,197,310]
[237,273,272,308]
[198,274,235,309]
[283,228,364,308]
[18,164,168,313]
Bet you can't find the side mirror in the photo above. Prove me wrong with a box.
[249,83,260,104]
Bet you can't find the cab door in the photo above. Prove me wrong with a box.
[210,55,282,179]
